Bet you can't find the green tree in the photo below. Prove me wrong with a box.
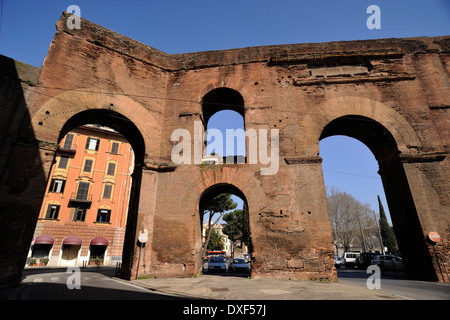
[207,229,224,251]
[377,195,398,254]
[202,193,237,258]
[223,202,251,257]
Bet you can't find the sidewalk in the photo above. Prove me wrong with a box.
[128,274,404,300]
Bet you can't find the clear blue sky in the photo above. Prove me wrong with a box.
[1,0,449,67]
[1,0,449,223]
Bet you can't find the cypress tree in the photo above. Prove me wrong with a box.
[377,195,398,254]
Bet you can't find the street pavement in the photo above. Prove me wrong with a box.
[129,273,405,300]
[127,268,450,300]
[2,266,449,301]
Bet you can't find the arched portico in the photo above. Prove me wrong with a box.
[28,89,160,280]
[302,96,442,280]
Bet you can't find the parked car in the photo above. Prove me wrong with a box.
[355,252,382,269]
[207,256,228,273]
[371,255,404,272]
[334,257,344,268]
[343,252,360,268]
[230,258,250,273]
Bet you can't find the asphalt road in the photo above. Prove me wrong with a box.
[336,268,450,300]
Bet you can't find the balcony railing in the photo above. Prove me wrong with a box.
[57,144,77,155]
[69,192,92,205]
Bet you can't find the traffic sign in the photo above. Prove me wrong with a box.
[427,232,440,243]
[138,233,148,243]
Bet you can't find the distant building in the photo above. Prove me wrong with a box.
[202,223,248,257]
[202,223,231,256]
[27,125,134,267]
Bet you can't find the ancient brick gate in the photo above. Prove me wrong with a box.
[0,12,449,285]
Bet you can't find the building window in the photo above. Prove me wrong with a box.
[49,179,66,193]
[45,204,60,219]
[111,142,119,154]
[96,209,111,223]
[102,184,112,199]
[86,137,100,151]
[83,159,93,173]
[106,162,116,176]
[76,182,90,200]
[32,244,52,259]
[63,133,74,149]
[73,207,87,221]
[58,156,69,169]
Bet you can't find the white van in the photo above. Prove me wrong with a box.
[343,252,360,268]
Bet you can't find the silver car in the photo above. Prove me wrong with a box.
[208,256,228,273]
[334,257,344,268]
[230,258,250,273]
[371,255,404,271]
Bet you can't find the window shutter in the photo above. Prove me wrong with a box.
[61,180,66,193]
[83,159,93,172]
[107,163,116,176]
[49,179,55,192]
[103,184,112,199]
[111,142,119,154]
[63,134,74,149]
[76,182,90,200]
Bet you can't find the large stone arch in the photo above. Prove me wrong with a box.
[31,88,160,160]
[300,95,440,280]
[300,96,422,156]
[29,88,164,279]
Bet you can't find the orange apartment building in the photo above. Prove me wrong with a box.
[27,125,134,267]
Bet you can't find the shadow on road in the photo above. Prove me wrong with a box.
[1,266,192,300]
[16,282,190,300]
[337,266,406,280]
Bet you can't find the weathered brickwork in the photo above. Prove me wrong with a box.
[0,12,448,285]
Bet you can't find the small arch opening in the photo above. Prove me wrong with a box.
[202,88,246,163]
[199,183,252,277]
